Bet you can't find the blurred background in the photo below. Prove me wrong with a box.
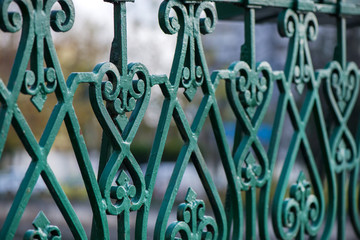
[1,0,360,238]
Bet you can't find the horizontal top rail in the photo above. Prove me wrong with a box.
[212,0,360,18]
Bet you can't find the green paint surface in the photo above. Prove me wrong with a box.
[0,0,360,239]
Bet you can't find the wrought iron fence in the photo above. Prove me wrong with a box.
[0,0,360,239]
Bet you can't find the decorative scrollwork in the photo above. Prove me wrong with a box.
[293,64,311,93]
[221,60,273,190]
[322,61,359,172]
[272,9,325,237]
[281,172,320,239]
[278,8,318,41]
[165,188,218,240]
[195,2,216,35]
[75,2,151,236]
[48,0,75,32]
[85,62,149,216]
[0,0,32,33]
[88,62,151,136]
[24,211,61,240]
[100,62,148,132]
[278,9,318,94]
[0,0,75,111]
[98,142,146,217]
[158,0,217,101]
[159,0,188,35]
[330,69,355,113]
[21,67,58,109]
[229,61,272,118]
[0,0,74,33]
[325,61,359,114]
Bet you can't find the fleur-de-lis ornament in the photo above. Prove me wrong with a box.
[24,212,61,240]
[281,172,320,239]
[165,188,218,239]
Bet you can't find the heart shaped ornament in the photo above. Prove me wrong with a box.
[325,61,359,122]
[225,61,274,129]
[89,62,151,144]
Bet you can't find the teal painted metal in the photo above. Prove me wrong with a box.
[0,0,359,239]
[24,211,61,240]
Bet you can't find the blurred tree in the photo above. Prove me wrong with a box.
[0,23,109,153]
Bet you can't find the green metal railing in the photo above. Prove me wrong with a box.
[0,0,360,239]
